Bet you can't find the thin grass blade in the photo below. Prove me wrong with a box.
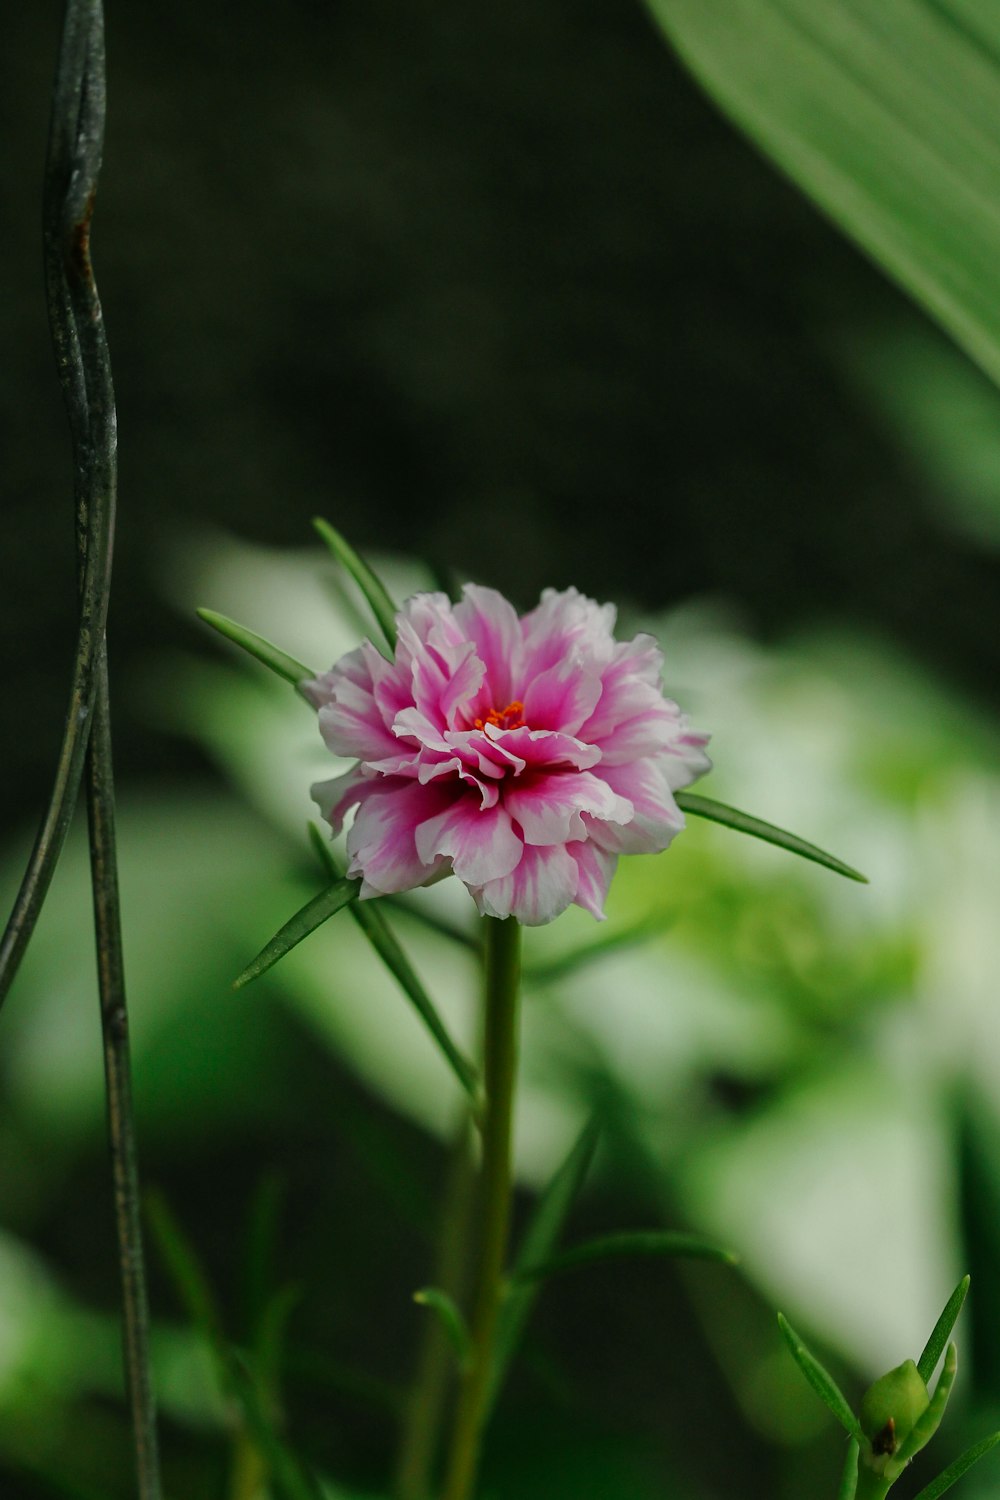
[777,1313,863,1441]
[488,1113,600,1409]
[523,913,670,985]
[413,1288,473,1371]
[512,1228,737,1282]
[676,792,868,882]
[197,608,316,691]
[312,518,399,651]
[918,1276,970,1383]
[911,1431,1000,1500]
[308,827,481,1112]
[145,1190,225,1343]
[234,878,361,989]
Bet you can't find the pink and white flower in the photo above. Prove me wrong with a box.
[307,586,710,925]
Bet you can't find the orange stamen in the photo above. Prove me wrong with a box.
[473,700,525,732]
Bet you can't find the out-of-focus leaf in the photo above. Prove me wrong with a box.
[309,827,481,1113]
[644,0,1000,393]
[489,1114,600,1409]
[911,1431,1000,1500]
[523,913,671,984]
[146,1189,225,1344]
[676,791,868,882]
[777,1313,863,1441]
[918,1276,970,1383]
[197,608,316,691]
[313,518,399,651]
[512,1228,737,1282]
[413,1287,473,1371]
[837,1439,859,1500]
[234,878,361,989]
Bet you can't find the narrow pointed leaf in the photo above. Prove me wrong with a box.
[777,1313,863,1441]
[313,517,399,651]
[145,1189,225,1343]
[234,878,361,989]
[837,1439,859,1500]
[643,0,1000,394]
[676,792,868,882]
[911,1431,1000,1500]
[918,1275,970,1383]
[308,827,481,1112]
[895,1344,958,1467]
[197,608,316,690]
[512,1229,737,1281]
[523,913,671,985]
[489,1113,601,1409]
[413,1287,473,1371]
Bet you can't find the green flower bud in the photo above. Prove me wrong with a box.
[859,1359,930,1469]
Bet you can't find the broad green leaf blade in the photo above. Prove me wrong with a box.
[918,1275,970,1383]
[676,792,868,883]
[512,1229,737,1281]
[308,827,482,1112]
[488,1114,600,1410]
[777,1313,863,1441]
[896,1344,958,1466]
[313,517,399,651]
[643,0,1000,393]
[197,608,316,690]
[523,913,671,985]
[234,878,361,989]
[413,1287,473,1371]
[837,1439,859,1500]
[911,1430,1000,1500]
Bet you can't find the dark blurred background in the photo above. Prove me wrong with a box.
[5,3,1000,1499]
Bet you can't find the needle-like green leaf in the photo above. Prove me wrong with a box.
[918,1275,970,1383]
[233,877,361,989]
[837,1439,859,1500]
[313,517,399,651]
[911,1431,1000,1500]
[777,1313,863,1441]
[676,792,868,882]
[308,827,481,1113]
[643,0,1000,395]
[197,608,316,692]
[488,1113,601,1410]
[511,1228,737,1281]
[413,1287,473,1371]
[895,1344,958,1468]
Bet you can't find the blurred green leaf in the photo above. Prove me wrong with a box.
[644,0,1000,392]
[918,1276,970,1384]
[837,1439,859,1500]
[522,913,670,985]
[146,1189,225,1344]
[512,1228,737,1282]
[489,1113,600,1409]
[911,1430,1000,1500]
[309,827,481,1112]
[676,791,868,882]
[777,1313,863,1441]
[313,518,399,652]
[413,1287,473,1371]
[234,878,362,989]
[197,608,316,691]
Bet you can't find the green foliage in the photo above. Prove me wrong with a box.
[511,1228,737,1281]
[676,792,867,882]
[313,518,399,652]
[911,1431,1000,1500]
[777,1313,863,1441]
[412,1288,473,1371]
[644,0,1000,393]
[918,1277,970,1384]
[197,608,317,691]
[234,877,362,988]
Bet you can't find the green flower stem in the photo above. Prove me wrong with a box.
[441,917,521,1500]
[854,1466,891,1500]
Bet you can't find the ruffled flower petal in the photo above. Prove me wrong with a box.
[473,842,580,925]
[503,770,632,847]
[414,799,522,886]
[343,780,454,894]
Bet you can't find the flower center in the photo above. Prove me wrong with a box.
[473,699,525,732]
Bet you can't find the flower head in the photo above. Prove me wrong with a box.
[307,585,710,925]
